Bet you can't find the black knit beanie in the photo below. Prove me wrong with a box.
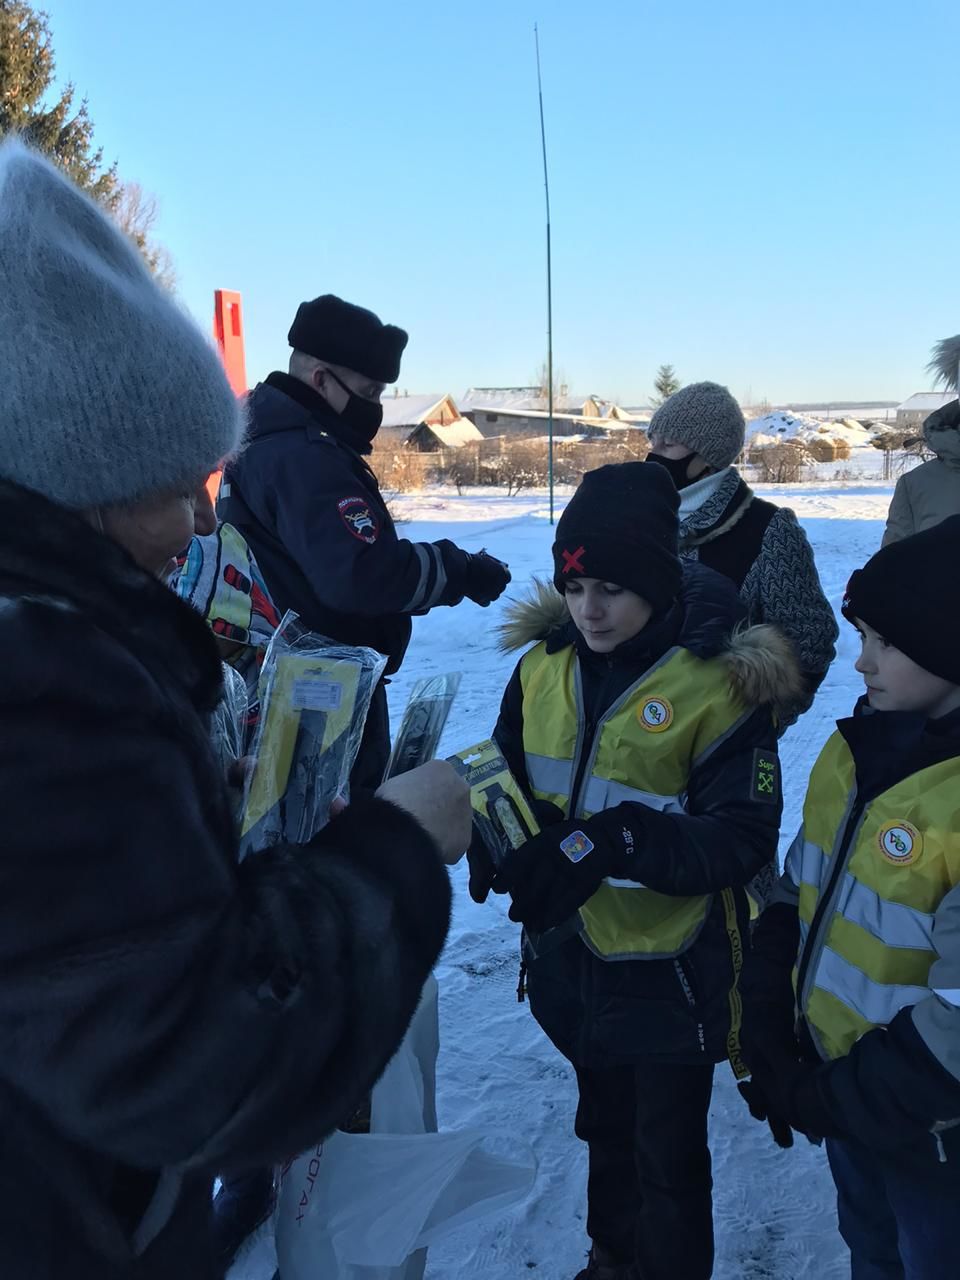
[842,514,960,685]
[288,295,408,383]
[553,462,682,611]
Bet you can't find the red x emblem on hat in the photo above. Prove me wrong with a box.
[562,545,586,575]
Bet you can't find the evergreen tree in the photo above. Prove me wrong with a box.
[650,363,681,408]
[0,1,119,206]
[1,2,173,282]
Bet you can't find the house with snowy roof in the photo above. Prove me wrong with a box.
[374,392,483,451]
[461,387,645,439]
[895,392,956,430]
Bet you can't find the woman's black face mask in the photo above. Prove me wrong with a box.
[646,450,696,490]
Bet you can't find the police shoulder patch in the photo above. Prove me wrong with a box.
[751,749,779,804]
[337,495,380,544]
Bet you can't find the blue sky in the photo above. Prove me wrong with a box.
[43,0,959,404]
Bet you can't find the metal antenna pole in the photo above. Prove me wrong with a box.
[535,23,555,524]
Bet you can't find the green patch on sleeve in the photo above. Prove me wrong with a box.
[751,749,779,804]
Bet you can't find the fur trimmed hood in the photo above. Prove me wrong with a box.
[922,397,960,468]
[496,574,804,717]
[496,576,570,652]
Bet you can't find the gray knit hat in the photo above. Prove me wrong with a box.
[648,381,745,470]
[0,140,243,510]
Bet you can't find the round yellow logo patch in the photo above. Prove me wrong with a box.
[639,696,674,732]
[878,821,923,867]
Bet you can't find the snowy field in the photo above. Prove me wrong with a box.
[238,479,895,1280]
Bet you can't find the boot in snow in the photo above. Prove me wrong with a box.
[573,1243,639,1280]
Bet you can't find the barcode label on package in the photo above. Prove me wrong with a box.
[291,679,343,711]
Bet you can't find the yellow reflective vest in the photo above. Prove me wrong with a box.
[788,730,960,1060]
[519,640,754,960]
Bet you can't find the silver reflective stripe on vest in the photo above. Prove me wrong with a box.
[789,836,828,891]
[811,945,930,1027]
[581,775,683,817]
[525,752,573,799]
[797,802,866,1017]
[792,834,936,951]
[783,828,805,888]
[835,873,937,951]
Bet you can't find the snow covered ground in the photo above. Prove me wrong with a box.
[238,480,893,1280]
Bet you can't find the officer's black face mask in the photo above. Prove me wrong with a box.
[324,370,384,439]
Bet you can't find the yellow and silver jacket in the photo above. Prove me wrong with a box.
[767,704,960,1164]
[496,574,801,964]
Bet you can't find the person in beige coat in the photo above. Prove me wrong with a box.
[883,399,960,544]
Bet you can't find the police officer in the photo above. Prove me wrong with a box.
[219,294,511,789]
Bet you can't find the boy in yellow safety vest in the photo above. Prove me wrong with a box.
[740,515,960,1280]
[469,462,802,1280]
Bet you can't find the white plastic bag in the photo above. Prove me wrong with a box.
[371,974,439,1137]
[275,979,536,1280]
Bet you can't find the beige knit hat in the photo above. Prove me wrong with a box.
[648,381,745,470]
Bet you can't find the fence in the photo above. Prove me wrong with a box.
[371,434,926,493]
[370,431,651,494]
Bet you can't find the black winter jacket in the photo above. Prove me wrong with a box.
[493,564,799,1066]
[0,480,451,1279]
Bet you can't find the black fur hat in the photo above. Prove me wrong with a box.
[288,295,408,383]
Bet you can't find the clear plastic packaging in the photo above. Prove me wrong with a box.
[210,662,249,774]
[384,673,462,780]
[239,612,387,858]
[446,739,541,869]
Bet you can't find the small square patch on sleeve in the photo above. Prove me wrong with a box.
[751,750,779,804]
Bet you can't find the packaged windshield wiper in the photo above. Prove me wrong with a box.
[447,738,582,962]
[239,612,387,858]
[446,738,540,869]
[385,672,462,779]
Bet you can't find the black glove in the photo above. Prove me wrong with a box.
[495,819,608,932]
[467,825,497,904]
[776,1059,844,1141]
[468,800,565,905]
[738,1078,794,1149]
[740,997,800,1083]
[463,550,511,607]
[742,1008,843,1144]
[739,998,807,1149]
